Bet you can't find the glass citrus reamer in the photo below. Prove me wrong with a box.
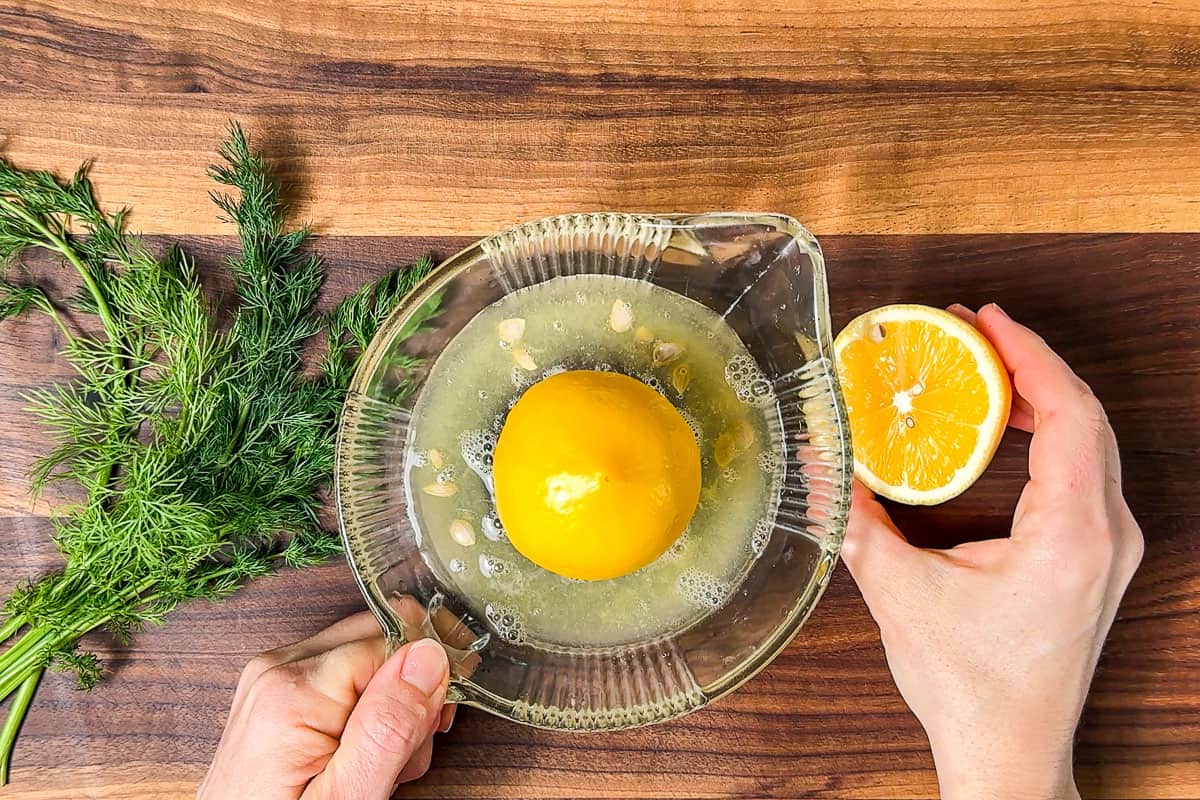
[335,213,851,731]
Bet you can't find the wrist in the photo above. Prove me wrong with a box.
[928,728,1079,800]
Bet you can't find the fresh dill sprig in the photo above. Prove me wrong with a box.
[0,123,437,785]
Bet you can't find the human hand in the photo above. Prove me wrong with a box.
[198,610,454,800]
[841,303,1143,800]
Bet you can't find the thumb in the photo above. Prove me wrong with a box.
[841,480,923,616]
[307,638,449,800]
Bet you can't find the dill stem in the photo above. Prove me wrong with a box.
[0,198,125,497]
[0,618,22,645]
[0,625,85,703]
[0,666,42,785]
[0,629,54,700]
[47,571,85,603]
[221,396,251,463]
[0,577,156,702]
[0,629,44,672]
[40,305,74,344]
[0,198,119,342]
[0,573,158,695]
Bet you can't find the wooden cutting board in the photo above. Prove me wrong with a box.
[1,2,1198,797]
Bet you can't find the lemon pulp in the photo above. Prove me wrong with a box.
[834,304,1011,505]
[493,370,701,581]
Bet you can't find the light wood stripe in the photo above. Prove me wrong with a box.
[3,91,1199,236]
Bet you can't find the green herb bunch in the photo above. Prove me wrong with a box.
[0,125,433,783]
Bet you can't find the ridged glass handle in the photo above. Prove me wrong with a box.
[483,213,673,292]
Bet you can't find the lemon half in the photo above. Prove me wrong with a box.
[834,304,1011,505]
[493,370,701,580]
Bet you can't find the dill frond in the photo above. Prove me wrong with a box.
[0,123,438,784]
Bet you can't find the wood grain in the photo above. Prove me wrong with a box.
[1,234,1197,799]
[2,1,1199,93]
[2,1,1200,235]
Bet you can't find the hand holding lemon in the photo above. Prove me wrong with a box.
[841,303,1142,800]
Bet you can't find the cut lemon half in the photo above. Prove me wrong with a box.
[834,304,1011,505]
[493,370,701,581]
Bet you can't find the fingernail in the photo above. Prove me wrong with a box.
[401,639,449,698]
[990,303,1009,319]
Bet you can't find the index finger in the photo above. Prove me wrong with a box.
[233,610,383,707]
[974,304,1119,494]
[947,303,1035,432]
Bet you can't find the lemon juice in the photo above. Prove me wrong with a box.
[407,274,783,648]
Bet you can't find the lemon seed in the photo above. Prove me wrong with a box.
[497,317,526,345]
[422,481,458,497]
[609,300,634,332]
[715,432,737,467]
[512,346,537,371]
[450,519,476,546]
[731,418,755,450]
[671,363,692,395]
[652,341,683,366]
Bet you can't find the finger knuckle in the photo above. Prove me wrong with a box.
[311,642,357,675]
[361,697,429,757]
[1032,499,1110,559]
[1120,513,1145,578]
[244,662,306,715]
[1076,392,1110,434]
[839,533,862,568]
[1130,527,1146,568]
[1062,440,1108,492]
[1087,533,1118,574]
[278,726,335,772]
[240,653,283,688]
[1049,534,1115,594]
[1047,566,1099,599]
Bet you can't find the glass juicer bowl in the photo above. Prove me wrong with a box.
[335,212,851,731]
